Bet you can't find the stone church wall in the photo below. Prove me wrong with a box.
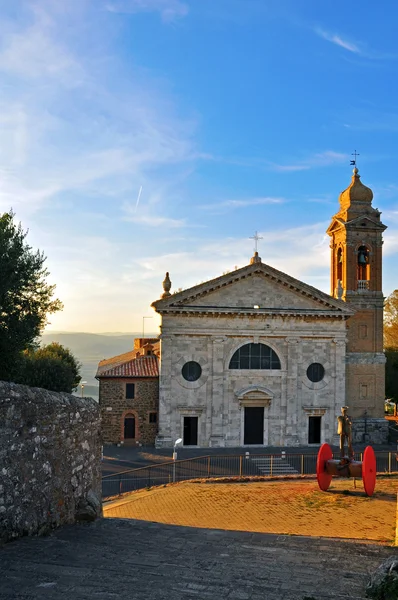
[157,311,348,448]
[0,381,101,544]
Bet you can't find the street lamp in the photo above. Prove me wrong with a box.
[172,438,183,483]
[80,381,87,397]
[173,437,183,460]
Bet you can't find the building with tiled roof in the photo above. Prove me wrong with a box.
[96,338,159,445]
[98,169,388,449]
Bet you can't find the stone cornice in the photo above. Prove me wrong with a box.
[156,307,352,319]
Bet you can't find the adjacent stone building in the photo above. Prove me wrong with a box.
[97,338,159,445]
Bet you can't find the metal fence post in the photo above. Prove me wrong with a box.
[119,473,122,496]
[389,452,392,474]
[239,455,243,477]
[207,456,211,478]
[270,455,273,477]
[301,454,304,476]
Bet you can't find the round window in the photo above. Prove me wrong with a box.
[307,363,325,383]
[182,361,202,382]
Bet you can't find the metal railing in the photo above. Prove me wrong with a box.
[102,451,398,499]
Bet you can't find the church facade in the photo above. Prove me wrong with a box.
[151,168,388,448]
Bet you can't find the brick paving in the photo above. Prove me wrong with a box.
[104,479,397,543]
[0,518,397,600]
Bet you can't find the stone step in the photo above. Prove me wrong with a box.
[251,457,299,475]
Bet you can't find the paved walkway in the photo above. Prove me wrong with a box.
[104,479,397,542]
[0,518,396,600]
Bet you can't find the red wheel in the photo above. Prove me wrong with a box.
[317,443,333,492]
[362,446,376,496]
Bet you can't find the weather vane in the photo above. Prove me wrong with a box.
[350,150,360,167]
[249,231,263,253]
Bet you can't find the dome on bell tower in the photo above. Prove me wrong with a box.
[338,167,373,211]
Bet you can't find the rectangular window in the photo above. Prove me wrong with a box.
[149,412,157,424]
[125,383,135,399]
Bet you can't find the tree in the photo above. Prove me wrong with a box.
[385,348,398,404]
[384,290,398,407]
[0,211,62,381]
[384,290,398,349]
[20,343,81,393]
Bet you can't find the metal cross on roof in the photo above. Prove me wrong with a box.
[249,231,263,253]
[350,150,360,166]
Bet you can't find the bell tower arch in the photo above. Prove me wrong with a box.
[327,167,387,421]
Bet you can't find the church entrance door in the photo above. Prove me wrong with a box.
[244,407,264,445]
[124,417,135,439]
[308,416,321,444]
[183,416,198,445]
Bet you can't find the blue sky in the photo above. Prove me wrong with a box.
[1,0,397,333]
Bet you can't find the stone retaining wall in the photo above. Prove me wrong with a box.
[0,381,102,543]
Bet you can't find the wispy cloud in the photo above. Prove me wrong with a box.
[199,196,285,211]
[315,28,360,54]
[271,151,348,172]
[105,0,189,22]
[314,27,397,61]
[0,2,198,221]
[123,212,186,228]
[132,222,332,297]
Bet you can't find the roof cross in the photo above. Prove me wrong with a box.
[350,150,360,166]
[249,231,263,253]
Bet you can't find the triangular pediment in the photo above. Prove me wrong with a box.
[152,261,353,317]
[345,215,387,230]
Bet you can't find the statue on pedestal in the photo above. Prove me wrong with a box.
[337,406,354,459]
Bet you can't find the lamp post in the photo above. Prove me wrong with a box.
[173,438,183,482]
[80,381,87,398]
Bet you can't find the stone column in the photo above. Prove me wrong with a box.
[155,334,174,448]
[209,336,226,447]
[331,337,346,445]
[285,337,301,446]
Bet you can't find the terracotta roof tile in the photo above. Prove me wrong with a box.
[96,355,159,379]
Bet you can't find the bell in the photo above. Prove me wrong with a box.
[358,253,367,265]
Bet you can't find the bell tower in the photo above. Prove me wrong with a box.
[327,167,387,422]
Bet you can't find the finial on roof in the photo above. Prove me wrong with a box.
[250,251,262,265]
[249,231,263,265]
[162,272,172,298]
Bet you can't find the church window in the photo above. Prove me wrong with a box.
[229,343,281,370]
[126,383,135,399]
[182,361,202,381]
[149,412,157,423]
[306,363,325,383]
[337,248,343,282]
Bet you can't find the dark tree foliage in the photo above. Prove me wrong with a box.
[384,290,398,350]
[0,211,62,381]
[20,343,81,393]
[385,348,398,404]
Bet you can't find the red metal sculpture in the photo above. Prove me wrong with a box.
[316,407,376,497]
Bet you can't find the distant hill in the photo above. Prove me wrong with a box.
[40,332,158,401]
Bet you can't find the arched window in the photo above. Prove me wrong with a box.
[337,248,343,281]
[357,245,370,281]
[229,343,281,370]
